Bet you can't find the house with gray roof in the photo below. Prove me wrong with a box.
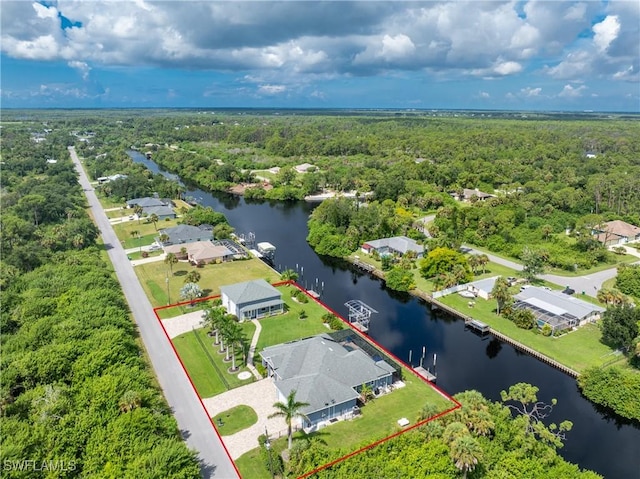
[142,204,176,220]
[127,197,167,208]
[158,224,212,246]
[261,334,395,428]
[514,286,605,333]
[220,279,283,321]
[361,236,424,258]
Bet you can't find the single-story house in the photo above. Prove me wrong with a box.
[513,286,605,333]
[127,197,167,209]
[361,236,424,258]
[142,205,176,220]
[188,241,233,265]
[261,334,395,428]
[158,225,212,246]
[451,188,495,202]
[466,276,499,300]
[592,220,640,246]
[220,279,283,321]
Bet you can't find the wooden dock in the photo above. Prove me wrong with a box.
[306,290,320,299]
[351,322,369,333]
[465,318,490,334]
[353,258,375,273]
[413,366,437,382]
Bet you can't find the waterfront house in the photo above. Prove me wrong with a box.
[361,236,424,258]
[513,286,605,333]
[220,279,283,321]
[158,224,212,246]
[142,204,176,220]
[261,333,395,428]
[466,276,499,300]
[127,197,167,209]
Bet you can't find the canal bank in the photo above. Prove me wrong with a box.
[128,149,640,479]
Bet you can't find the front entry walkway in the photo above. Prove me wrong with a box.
[202,379,288,459]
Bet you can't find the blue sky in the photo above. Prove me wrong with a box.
[1,1,638,111]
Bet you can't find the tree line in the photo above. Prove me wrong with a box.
[0,123,201,477]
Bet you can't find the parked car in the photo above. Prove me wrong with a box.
[148,244,162,252]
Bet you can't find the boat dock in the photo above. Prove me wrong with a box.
[351,322,369,333]
[306,290,320,299]
[465,318,490,334]
[413,366,437,382]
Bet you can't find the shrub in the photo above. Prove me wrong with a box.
[541,324,553,337]
[141,251,149,258]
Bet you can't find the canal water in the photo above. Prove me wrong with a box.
[130,150,640,478]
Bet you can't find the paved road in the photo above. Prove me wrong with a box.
[461,245,636,299]
[70,147,240,479]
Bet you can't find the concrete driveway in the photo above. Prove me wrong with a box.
[202,379,288,460]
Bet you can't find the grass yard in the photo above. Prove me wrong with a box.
[127,250,163,261]
[438,294,621,371]
[254,288,333,351]
[212,405,258,436]
[236,369,454,478]
[135,257,279,308]
[112,217,181,243]
[172,326,256,398]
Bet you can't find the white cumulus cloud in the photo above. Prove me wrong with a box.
[559,84,587,98]
[593,15,620,53]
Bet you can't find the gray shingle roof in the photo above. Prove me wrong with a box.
[363,236,424,255]
[219,279,281,305]
[515,286,604,320]
[142,205,175,217]
[159,224,211,244]
[262,334,395,415]
[127,197,166,208]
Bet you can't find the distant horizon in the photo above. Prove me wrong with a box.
[2,106,638,115]
[1,1,638,112]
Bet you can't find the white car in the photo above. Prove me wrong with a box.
[148,244,162,252]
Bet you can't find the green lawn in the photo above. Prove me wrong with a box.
[212,405,258,436]
[255,289,332,351]
[135,257,279,309]
[438,294,623,371]
[112,217,181,243]
[128,250,163,261]
[172,326,256,398]
[236,369,454,478]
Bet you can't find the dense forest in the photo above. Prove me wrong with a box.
[261,386,600,479]
[0,121,201,477]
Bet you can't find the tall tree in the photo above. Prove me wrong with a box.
[521,246,547,281]
[601,304,640,352]
[491,276,512,316]
[268,390,310,450]
[164,252,178,275]
[149,213,159,231]
[180,282,203,306]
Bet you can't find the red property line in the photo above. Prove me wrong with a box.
[154,280,461,479]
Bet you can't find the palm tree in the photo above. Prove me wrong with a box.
[468,255,480,274]
[119,390,142,413]
[449,434,483,479]
[164,252,178,275]
[130,229,141,253]
[477,254,489,274]
[268,390,310,450]
[158,233,170,245]
[225,322,246,372]
[185,270,201,284]
[491,276,512,316]
[359,383,374,403]
[133,205,143,224]
[280,269,299,284]
[201,306,227,345]
[149,213,159,231]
